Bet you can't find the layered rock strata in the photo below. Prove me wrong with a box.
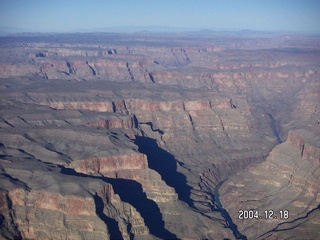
[219,129,320,239]
[0,78,277,217]
[0,32,319,239]
[0,100,234,239]
[0,104,154,239]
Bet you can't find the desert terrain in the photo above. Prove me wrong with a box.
[0,32,319,239]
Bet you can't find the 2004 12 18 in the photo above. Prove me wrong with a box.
[238,209,289,220]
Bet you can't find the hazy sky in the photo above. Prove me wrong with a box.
[1,0,320,33]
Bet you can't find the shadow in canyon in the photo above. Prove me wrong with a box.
[134,136,194,208]
[213,180,248,240]
[93,194,123,240]
[134,136,249,240]
[105,177,176,239]
[60,166,176,239]
[268,113,282,143]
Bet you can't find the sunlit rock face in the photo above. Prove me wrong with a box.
[219,129,320,239]
[0,32,319,239]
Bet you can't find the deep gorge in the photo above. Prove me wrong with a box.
[0,32,319,239]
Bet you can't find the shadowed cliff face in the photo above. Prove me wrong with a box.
[60,166,177,239]
[104,177,177,239]
[93,194,123,240]
[0,32,319,239]
[135,136,193,208]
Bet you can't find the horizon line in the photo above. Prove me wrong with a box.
[1,26,320,37]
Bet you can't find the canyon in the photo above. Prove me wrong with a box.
[0,32,319,239]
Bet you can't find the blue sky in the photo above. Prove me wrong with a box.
[1,0,320,33]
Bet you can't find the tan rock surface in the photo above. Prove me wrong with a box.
[0,100,234,239]
[219,129,320,239]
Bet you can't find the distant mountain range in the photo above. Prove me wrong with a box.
[0,26,33,36]
[1,25,318,37]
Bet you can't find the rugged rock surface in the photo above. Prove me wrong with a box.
[219,129,320,239]
[0,79,276,216]
[0,104,152,239]
[0,100,234,239]
[0,32,319,239]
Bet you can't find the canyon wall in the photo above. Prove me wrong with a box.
[219,129,320,239]
[0,100,234,239]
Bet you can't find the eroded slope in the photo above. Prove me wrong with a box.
[219,129,320,239]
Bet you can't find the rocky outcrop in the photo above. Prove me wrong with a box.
[0,102,163,239]
[70,153,148,174]
[0,99,234,239]
[0,162,112,239]
[219,129,320,239]
[0,159,156,240]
